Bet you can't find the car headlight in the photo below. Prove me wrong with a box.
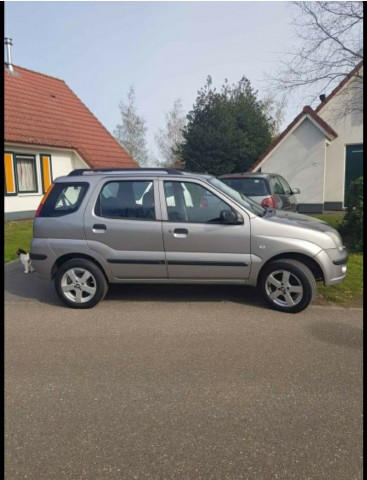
[326,231,343,250]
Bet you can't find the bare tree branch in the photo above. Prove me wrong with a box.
[267,1,363,117]
[154,99,186,168]
[114,86,150,167]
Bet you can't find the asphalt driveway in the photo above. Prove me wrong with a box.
[5,261,363,480]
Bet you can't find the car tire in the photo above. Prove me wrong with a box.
[259,259,316,313]
[54,259,108,309]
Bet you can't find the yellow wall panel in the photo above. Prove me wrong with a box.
[4,153,16,194]
[41,155,52,192]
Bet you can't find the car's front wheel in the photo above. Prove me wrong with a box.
[259,259,316,313]
[54,259,108,309]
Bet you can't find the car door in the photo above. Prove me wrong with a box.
[160,179,251,280]
[278,176,298,212]
[84,178,167,279]
[270,175,292,210]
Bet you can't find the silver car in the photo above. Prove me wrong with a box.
[220,172,300,211]
[30,168,348,313]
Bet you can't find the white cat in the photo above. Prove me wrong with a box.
[16,248,35,273]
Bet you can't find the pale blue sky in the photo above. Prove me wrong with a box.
[5,1,301,162]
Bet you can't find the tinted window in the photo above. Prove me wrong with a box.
[164,181,233,223]
[223,178,269,196]
[96,180,156,220]
[270,176,285,195]
[278,176,292,195]
[208,178,266,217]
[39,182,89,217]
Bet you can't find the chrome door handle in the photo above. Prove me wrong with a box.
[92,224,107,233]
[170,228,188,238]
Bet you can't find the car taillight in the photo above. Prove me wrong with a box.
[35,203,43,218]
[261,196,275,208]
[35,183,55,217]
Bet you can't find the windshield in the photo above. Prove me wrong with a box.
[222,177,270,196]
[208,177,267,216]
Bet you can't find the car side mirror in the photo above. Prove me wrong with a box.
[292,188,301,194]
[220,209,243,225]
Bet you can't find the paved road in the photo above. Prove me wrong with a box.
[5,261,363,480]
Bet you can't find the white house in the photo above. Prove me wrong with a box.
[4,62,137,221]
[250,62,363,213]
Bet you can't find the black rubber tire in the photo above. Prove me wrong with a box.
[259,259,316,313]
[54,259,108,309]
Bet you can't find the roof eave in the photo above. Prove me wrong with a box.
[249,107,337,172]
[315,60,364,114]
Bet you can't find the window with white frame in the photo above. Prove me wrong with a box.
[15,155,38,193]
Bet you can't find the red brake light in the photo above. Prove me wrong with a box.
[261,196,275,208]
[35,203,43,218]
[35,183,55,217]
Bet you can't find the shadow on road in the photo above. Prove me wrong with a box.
[307,321,363,349]
[5,261,62,307]
[105,283,265,308]
[5,261,265,309]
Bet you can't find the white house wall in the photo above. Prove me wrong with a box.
[4,144,88,219]
[256,119,327,212]
[318,74,363,207]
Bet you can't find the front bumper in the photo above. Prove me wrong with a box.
[315,247,348,286]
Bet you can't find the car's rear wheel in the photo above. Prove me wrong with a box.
[259,259,316,313]
[54,259,108,309]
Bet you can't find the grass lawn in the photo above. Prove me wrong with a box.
[317,253,363,306]
[4,218,363,308]
[4,219,34,263]
[309,211,345,229]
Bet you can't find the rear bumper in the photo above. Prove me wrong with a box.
[30,238,56,279]
[30,253,48,261]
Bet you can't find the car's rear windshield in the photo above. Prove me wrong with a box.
[208,178,266,216]
[38,182,89,217]
[221,177,270,196]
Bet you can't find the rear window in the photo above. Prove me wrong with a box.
[222,178,270,196]
[38,182,89,217]
[95,180,156,220]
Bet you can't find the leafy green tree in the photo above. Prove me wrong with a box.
[179,76,274,176]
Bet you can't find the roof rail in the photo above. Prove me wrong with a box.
[68,168,187,176]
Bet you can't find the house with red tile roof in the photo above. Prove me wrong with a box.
[249,61,363,213]
[5,64,138,220]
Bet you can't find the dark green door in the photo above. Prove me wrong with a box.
[345,144,363,207]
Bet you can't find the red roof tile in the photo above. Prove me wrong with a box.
[4,65,138,169]
[249,106,338,172]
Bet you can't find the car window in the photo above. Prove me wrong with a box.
[96,180,156,220]
[278,176,292,195]
[101,182,119,198]
[133,181,151,200]
[270,176,285,195]
[222,178,269,196]
[208,178,266,216]
[38,182,89,217]
[164,181,233,223]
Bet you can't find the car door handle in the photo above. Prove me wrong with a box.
[92,223,107,233]
[170,228,189,238]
